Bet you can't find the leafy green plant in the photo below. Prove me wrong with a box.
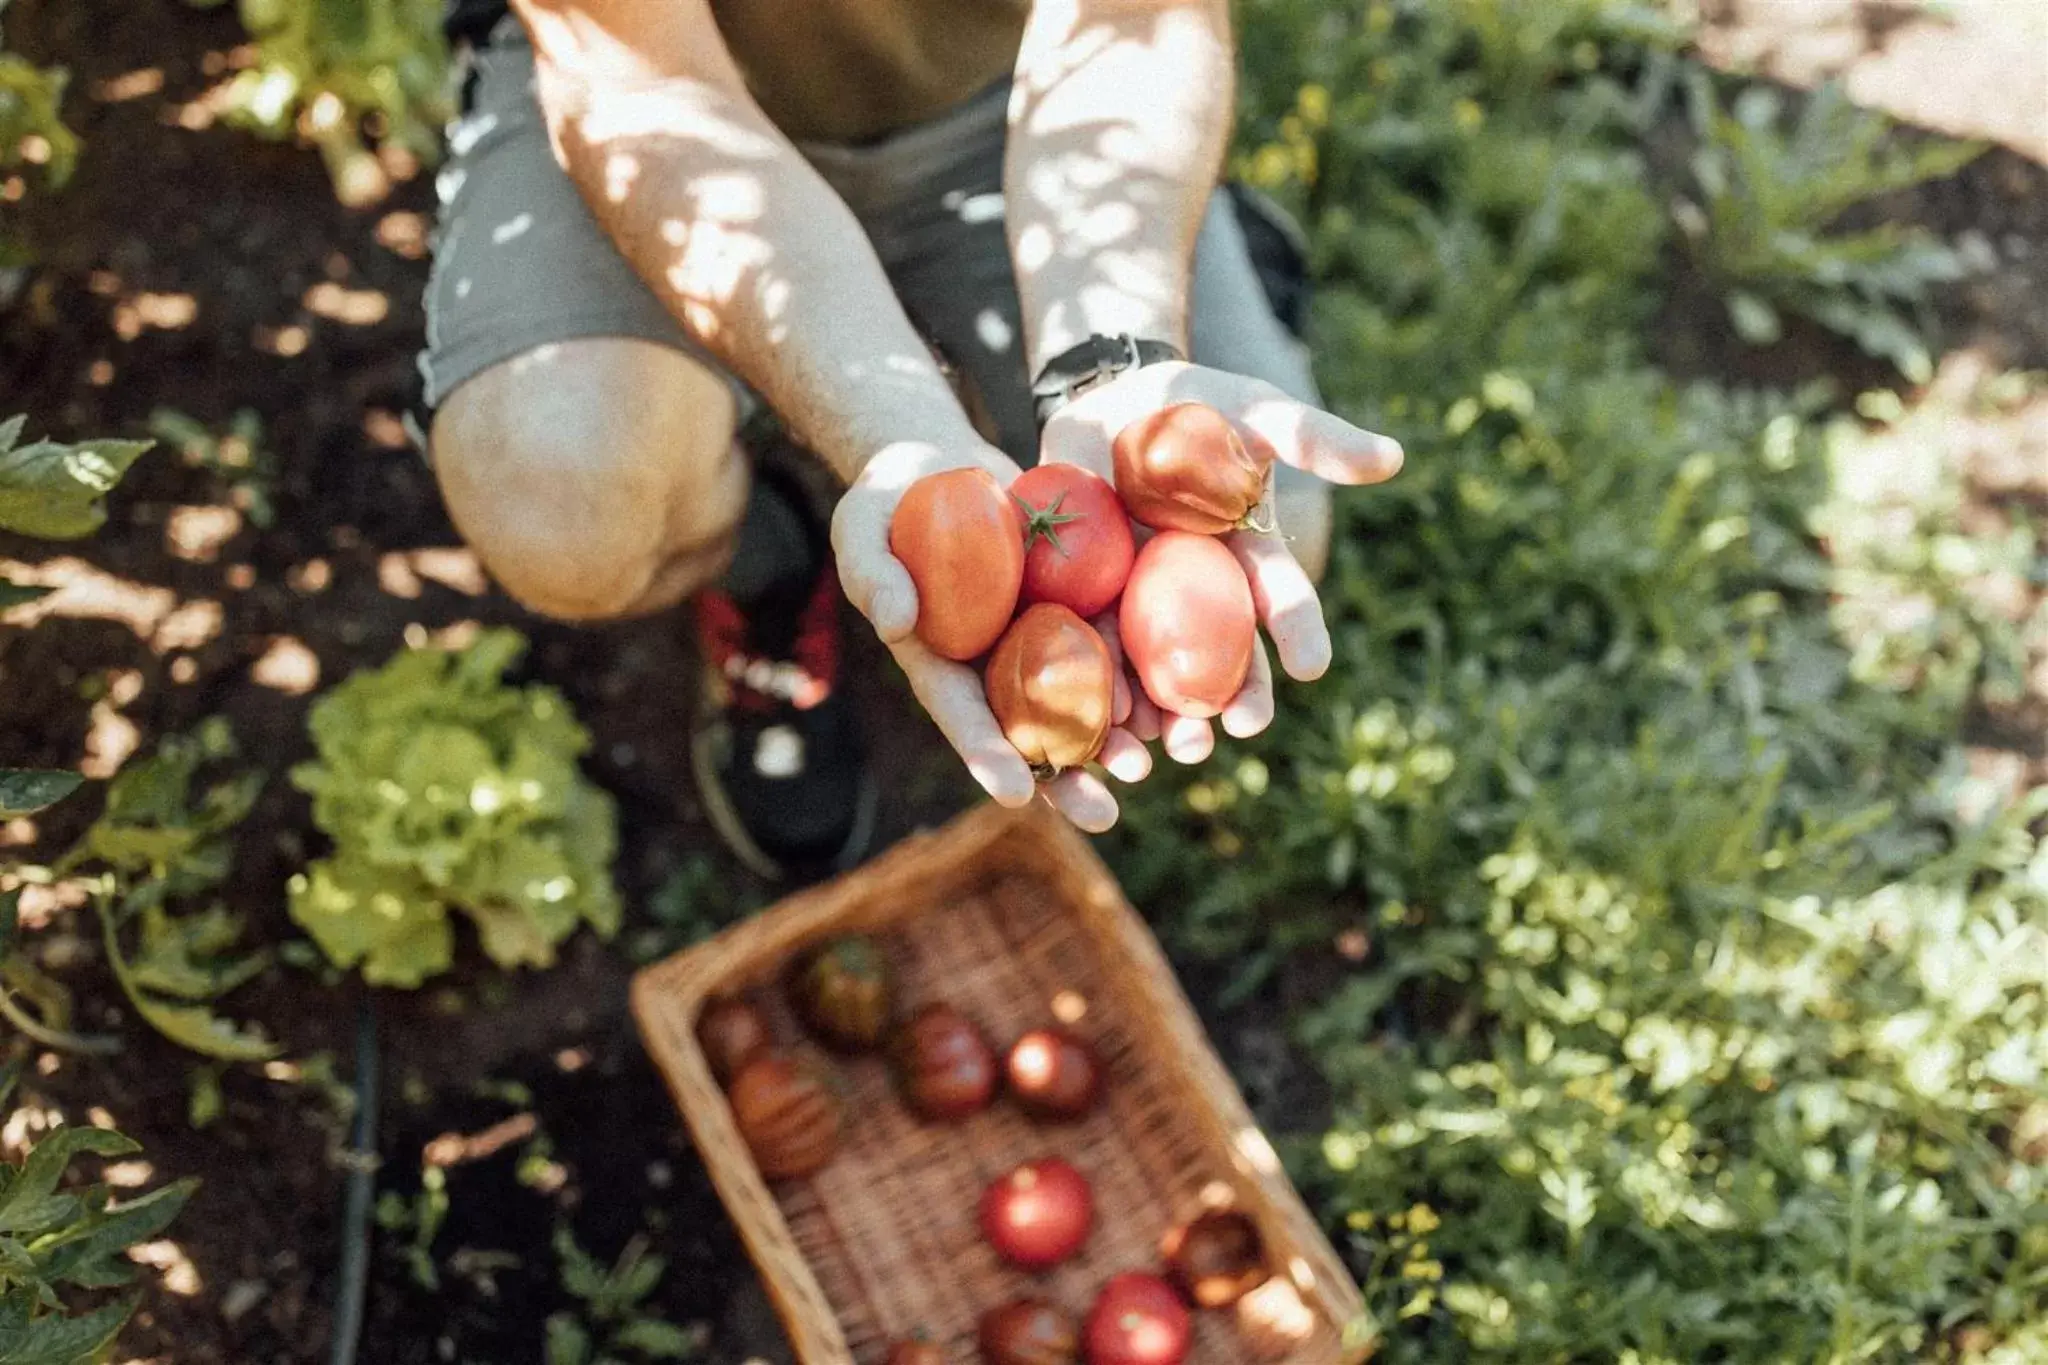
[0,0,79,267]
[0,1057,197,1364]
[196,0,449,206]
[544,1226,705,1365]
[46,720,279,1061]
[1105,1,2048,1360]
[1675,76,1985,382]
[289,628,622,987]
[147,407,277,530]
[372,1163,448,1291]
[0,416,152,819]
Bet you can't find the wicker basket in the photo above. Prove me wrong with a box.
[632,802,1372,1365]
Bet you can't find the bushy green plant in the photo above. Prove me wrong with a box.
[1108,1,2048,1360]
[544,1226,705,1365]
[0,0,78,267]
[289,628,621,987]
[48,720,279,1061]
[196,0,449,206]
[0,1058,197,1364]
[1675,77,1984,382]
[147,408,276,530]
[0,416,153,820]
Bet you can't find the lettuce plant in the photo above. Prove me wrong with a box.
[289,629,621,987]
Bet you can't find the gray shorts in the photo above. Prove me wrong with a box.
[418,21,1322,467]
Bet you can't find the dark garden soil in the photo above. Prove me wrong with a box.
[1,1,2042,1362]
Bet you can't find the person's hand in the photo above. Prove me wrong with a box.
[1040,362,1404,762]
[832,439,1152,831]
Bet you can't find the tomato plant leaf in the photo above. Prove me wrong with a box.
[0,770,82,819]
[0,1289,138,1365]
[31,1180,197,1289]
[610,1319,702,1359]
[0,1128,135,1235]
[0,418,152,541]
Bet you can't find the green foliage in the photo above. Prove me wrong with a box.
[0,413,156,815]
[372,1164,447,1291]
[1106,1,2048,1360]
[147,408,276,530]
[0,0,79,219]
[289,628,622,987]
[0,1059,197,1364]
[544,1227,705,1365]
[0,417,153,543]
[50,720,278,1061]
[1675,77,1986,382]
[200,0,449,205]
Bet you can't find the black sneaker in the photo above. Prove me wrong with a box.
[690,550,877,881]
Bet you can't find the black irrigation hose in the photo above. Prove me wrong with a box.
[330,997,379,1365]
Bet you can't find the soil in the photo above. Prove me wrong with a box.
[0,1,2042,1363]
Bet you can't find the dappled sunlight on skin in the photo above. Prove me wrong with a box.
[1007,5,1222,359]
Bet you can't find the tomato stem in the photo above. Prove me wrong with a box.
[1013,489,1083,557]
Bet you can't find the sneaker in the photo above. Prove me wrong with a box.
[690,553,878,881]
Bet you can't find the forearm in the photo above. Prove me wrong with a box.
[517,5,981,480]
[1005,0,1235,374]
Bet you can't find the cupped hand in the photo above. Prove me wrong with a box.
[1039,362,1404,757]
[831,438,1151,831]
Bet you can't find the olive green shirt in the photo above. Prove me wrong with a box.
[711,0,1029,143]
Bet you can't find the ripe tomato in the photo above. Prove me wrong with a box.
[1012,464,1135,620]
[979,1298,1079,1365]
[884,1337,947,1365]
[1004,1027,1101,1122]
[696,996,773,1087]
[980,1158,1093,1269]
[892,1002,997,1121]
[889,467,1026,660]
[1083,1273,1190,1365]
[985,604,1114,776]
[1118,532,1255,718]
[728,1055,840,1180]
[791,935,893,1052]
[1162,1209,1270,1308]
[1112,403,1274,535]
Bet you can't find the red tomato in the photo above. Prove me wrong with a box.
[979,1157,1093,1269]
[889,468,1026,660]
[985,605,1115,776]
[1112,404,1274,535]
[1117,532,1255,718]
[892,1002,998,1121]
[1004,1027,1101,1121]
[1083,1273,1190,1365]
[1012,464,1136,620]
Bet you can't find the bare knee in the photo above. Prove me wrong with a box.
[432,338,743,621]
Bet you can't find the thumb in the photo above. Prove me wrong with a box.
[831,497,919,641]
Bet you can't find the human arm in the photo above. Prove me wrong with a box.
[1004,0,1404,755]
[509,0,1143,825]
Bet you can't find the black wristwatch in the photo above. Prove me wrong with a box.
[1030,334,1186,428]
